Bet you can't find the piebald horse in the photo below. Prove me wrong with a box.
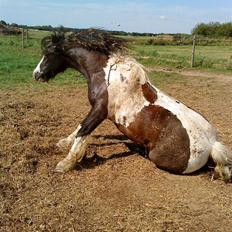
[33,30,232,182]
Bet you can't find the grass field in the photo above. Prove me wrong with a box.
[132,44,232,71]
[0,30,232,89]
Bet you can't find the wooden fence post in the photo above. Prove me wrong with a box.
[191,35,196,68]
[22,28,25,49]
[26,28,29,42]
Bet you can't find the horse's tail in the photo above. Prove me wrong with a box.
[211,141,232,182]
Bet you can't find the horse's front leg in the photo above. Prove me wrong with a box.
[56,124,82,148]
[55,101,107,173]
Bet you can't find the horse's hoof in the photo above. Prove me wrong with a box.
[55,158,76,173]
[56,139,70,149]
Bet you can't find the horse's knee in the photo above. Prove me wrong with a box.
[57,125,82,149]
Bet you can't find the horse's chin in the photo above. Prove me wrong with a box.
[36,77,48,83]
[35,75,49,83]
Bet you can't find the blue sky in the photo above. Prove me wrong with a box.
[0,0,232,33]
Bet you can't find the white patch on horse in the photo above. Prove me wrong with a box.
[104,54,150,127]
[33,56,44,77]
[66,135,87,161]
[154,88,217,173]
[57,124,82,148]
[55,134,87,173]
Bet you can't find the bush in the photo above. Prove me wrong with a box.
[150,50,159,57]
[194,56,214,68]
[226,62,232,70]
[146,38,154,45]
[9,40,14,46]
[143,34,232,46]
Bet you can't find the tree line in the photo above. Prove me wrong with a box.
[1,19,232,38]
[192,22,232,37]
[0,20,163,37]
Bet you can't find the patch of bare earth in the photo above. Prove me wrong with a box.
[0,72,232,232]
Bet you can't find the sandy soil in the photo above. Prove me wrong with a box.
[0,72,232,232]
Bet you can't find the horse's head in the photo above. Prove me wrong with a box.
[33,32,68,82]
[33,29,128,82]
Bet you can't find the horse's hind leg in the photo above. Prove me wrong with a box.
[148,119,191,174]
[56,124,81,148]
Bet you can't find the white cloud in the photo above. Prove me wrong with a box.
[159,16,167,20]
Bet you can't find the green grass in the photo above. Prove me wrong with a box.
[0,31,231,89]
[131,44,232,72]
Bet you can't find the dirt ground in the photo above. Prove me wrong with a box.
[0,71,232,232]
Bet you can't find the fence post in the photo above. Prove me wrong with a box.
[191,35,196,68]
[26,28,29,42]
[22,28,25,49]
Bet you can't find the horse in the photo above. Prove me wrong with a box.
[33,29,232,182]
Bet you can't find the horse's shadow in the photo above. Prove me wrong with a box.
[93,134,128,141]
[76,134,147,170]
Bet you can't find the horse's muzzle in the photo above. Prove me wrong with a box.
[33,71,47,82]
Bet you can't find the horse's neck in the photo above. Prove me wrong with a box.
[66,48,108,80]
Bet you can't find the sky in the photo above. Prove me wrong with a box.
[0,0,232,34]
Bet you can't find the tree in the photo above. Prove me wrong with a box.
[0,20,7,25]
[192,22,232,37]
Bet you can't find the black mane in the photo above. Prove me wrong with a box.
[41,29,127,55]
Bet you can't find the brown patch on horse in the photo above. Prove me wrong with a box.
[142,83,157,103]
[116,105,190,173]
[148,117,190,174]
